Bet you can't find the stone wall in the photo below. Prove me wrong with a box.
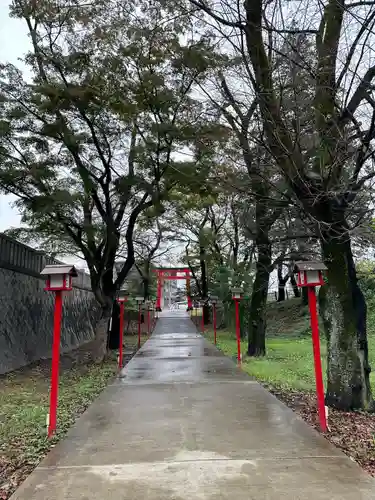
[0,233,101,374]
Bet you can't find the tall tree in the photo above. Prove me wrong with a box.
[170,188,254,320]
[201,29,325,354]
[189,0,375,409]
[0,0,215,359]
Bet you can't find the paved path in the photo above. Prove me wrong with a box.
[11,311,375,499]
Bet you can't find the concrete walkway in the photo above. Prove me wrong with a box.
[11,311,375,499]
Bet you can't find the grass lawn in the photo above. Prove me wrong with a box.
[206,298,375,391]
[0,333,148,499]
[207,328,326,390]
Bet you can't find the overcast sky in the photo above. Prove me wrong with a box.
[0,3,29,232]
[0,4,184,269]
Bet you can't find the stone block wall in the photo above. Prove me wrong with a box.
[0,233,100,374]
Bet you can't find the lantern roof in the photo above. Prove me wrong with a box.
[41,264,78,277]
[117,289,128,298]
[294,261,327,272]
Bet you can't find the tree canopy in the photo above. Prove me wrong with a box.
[2,0,375,409]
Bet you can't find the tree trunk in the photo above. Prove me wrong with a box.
[247,235,271,357]
[203,303,210,325]
[277,262,286,301]
[320,230,372,411]
[90,268,116,362]
[239,300,247,339]
[91,304,113,362]
[143,277,150,299]
[290,273,301,298]
[108,301,120,350]
[301,287,308,305]
[142,261,151,299]
[277,285,285,301]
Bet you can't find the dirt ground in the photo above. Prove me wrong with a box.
[268,385,375,476]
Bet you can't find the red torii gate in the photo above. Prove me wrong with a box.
[153,267,192,311]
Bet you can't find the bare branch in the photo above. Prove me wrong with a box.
[188,0,244,28]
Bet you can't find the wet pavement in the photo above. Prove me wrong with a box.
[11,310,375,499]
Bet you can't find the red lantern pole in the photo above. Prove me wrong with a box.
[308,286,327,432]
[201,304,205,334]
[186,269,192,310]
[213,303,217,345]
[234,298,241,365]
[118,301,125,370]
[156,272,162,311]
[147,307,150,336]
[138,303,141,349]
[48,290,63,439]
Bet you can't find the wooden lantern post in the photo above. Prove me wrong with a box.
[231,287,243,365]
[295,261,328,432]
[210,295,218,344]
[117,287,128,370]
[41,264,77,439]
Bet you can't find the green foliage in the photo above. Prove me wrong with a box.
[358,261,375,349]
[357,260,375,301]
[0,0,224,305]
